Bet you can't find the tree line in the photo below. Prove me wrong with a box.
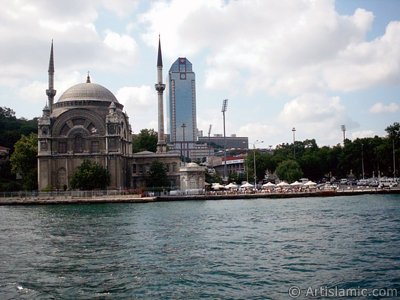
[244,122,400,184]
[1,103,398,190]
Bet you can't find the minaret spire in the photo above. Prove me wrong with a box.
[46,40,56,113]
[48,40,54,74]
[157,35,163,68]
[155,35,167,153]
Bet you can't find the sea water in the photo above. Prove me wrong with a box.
[0,194,399,299]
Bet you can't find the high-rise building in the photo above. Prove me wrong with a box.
[168,57,197,145]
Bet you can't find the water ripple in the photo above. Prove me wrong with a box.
[0,195,399,299]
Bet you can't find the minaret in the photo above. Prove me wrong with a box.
[46,40,56,113]
[155,36,167,153]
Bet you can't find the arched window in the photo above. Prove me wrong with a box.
[74,134,84,153]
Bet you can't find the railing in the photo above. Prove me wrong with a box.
[0,189,136,199]
[0,187,181,199]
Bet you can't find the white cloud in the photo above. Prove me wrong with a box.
[18,81,47,104]
[18,70,84,105]
[116,85,157,133]
[324,22,400,91]
[0,1,140,88]
[1,0,398,147]
[100,0,139,17]
[369,102,400,113]
[351,130,376,139]
[103,31,137,53]
[277,93,358,145]
[103,30,139,65]
[116,85,154,109]
[138,0,400,95]
[237,123,281,147]
[279,94,345,124]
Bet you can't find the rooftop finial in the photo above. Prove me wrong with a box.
[157,35,163,67]
[86,71,91,83]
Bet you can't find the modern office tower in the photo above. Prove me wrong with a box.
[168,57,197,156]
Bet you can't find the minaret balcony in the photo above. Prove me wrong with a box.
[155,83,165,92]
[46,89,57,97]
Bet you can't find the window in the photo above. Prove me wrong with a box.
[91,141,99,153]
[108,138,118,152]
[40,141,48,151]
[74,135,84,153]
[179,61,186,72]
[72,118,85,126]
[60,124,70,136]
[58,142,67,153]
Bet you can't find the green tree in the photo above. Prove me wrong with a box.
[276,160,303,183]
[385,122,400,140]
[205,169,222,184]
[132,129,158,153]
[70,160,110,190]
[146,160,170,188]
[245,151,277,183]
[10,133,38,190]
[0,107,37,150]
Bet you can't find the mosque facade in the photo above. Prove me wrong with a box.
[37,39,187,191]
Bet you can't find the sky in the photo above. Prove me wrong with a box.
[1,0,399,148]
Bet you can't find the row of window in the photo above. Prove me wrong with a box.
[56,138,125,154]
[57,140,100,154]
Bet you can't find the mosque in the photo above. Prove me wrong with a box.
[37,39,204,191]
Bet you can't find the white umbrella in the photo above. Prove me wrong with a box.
[225,182,238,189]
[262,182,276,189]
[240,182,254,189]
[290,181,303,186]
[212,183,225,190]
[277,181,289,187]
[304,180,317,186]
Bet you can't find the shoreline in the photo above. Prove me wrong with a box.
[0,188,399,205]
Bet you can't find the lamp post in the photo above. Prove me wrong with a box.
[361,143,365,179]
[208,124,212,158]
[222,99,228,182]
[253,140,264,189]
[292,127,296,159]
[181,123,186,162]
[341,124,346,145]
[393,139,396,178]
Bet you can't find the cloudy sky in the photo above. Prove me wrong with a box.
[1,0,399,147]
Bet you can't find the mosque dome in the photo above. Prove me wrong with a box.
[58,82,118,103]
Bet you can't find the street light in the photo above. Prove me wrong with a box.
[292,127,296,158]
[393,139,396,178]
[253,140,264,189]
[222,99,228,182]
[361,143,365,179]
[341,124,346,145]
[181,123,186,162]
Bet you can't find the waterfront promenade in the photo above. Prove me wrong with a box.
[1,187,399,205]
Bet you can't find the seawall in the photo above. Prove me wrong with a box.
[0,188,399,205]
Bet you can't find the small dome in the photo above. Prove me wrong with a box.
[58,82,118,103]
[186,162,199,168]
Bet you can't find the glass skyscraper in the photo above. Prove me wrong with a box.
[168,57,197,146]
